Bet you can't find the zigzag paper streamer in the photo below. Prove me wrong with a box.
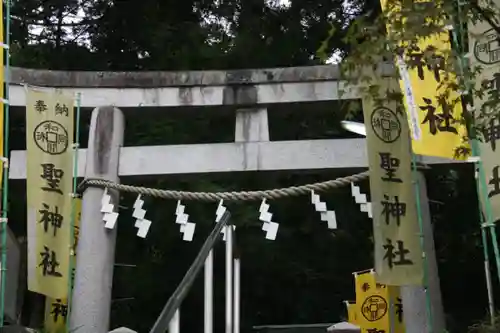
[132,195,152,238]
[350,183,373,218]
[137,219,152,238]
[133,195,146,226]
[258,198,279,240]
[175,200,189,225]
[101,188,119,229]
[175,200,196,241]
[216,200,234,241]
[310,190,337,229]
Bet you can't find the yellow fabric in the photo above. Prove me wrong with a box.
[44,198,81,333]
[381,0,469,159]
[26,87,74,299]
[354,270,405,332]
[468,0,500,222]
[362,78,423,285]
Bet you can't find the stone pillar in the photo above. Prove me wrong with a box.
[402,170,445,333]
[70,106,125,333]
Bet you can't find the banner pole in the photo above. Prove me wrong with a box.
[65,92,82,332]
[0,0,11,326]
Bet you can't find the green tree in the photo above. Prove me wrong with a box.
[335,0,500,149]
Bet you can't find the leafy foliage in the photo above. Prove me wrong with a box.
[329,0,500,157]
[468,312,500,333]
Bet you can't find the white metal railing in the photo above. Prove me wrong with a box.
[150,210,241,333]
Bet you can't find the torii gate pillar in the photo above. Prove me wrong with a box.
[401,170,445,333]
[70,106,125,333]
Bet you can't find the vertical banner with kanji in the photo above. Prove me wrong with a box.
[26,87,74,299]
[362,78,424,285]
[354,270,405,333]
[44,198,81,333]
[380,0,469,160]
[469,0,500,222]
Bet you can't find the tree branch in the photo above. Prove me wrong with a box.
[470,0,500,36]
[13,17,96,27]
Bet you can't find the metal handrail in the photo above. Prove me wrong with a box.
[149,211,231,333]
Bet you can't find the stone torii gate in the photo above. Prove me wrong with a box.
[7,65,456,333]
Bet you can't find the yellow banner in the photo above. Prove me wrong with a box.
[345,301,358,325]
[362,78,424,285]
[26,87,74,299]
[44,198,81,333]
[381,0,469,159]
[469,0,500,223]
[354,270,405,333]
[390,285,405,333]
